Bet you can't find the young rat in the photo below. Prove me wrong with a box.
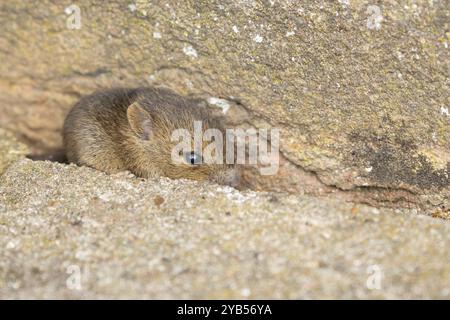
[63,87,239,187]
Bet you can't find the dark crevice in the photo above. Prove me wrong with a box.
[26,149,67,164]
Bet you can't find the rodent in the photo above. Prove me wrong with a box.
[63,87,239,187]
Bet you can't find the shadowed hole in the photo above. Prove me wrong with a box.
[26,149,68,164]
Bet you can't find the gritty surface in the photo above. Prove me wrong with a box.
[1,159,449,299]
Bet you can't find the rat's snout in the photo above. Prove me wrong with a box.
[210,167,241,188]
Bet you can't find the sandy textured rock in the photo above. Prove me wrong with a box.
[0,1,448,208]
[0,128,29,175]
[0,159,449,299]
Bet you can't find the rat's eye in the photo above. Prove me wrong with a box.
[184,151,202,165]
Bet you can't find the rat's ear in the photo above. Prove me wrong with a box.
[127,102,153,140]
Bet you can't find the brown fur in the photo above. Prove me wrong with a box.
[63,87,239,186]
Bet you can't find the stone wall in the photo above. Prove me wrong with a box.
[0,0,448,211]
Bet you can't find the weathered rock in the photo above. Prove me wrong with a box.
[0,159,449,299]
[0,1,448,209]
[0,128,29,175]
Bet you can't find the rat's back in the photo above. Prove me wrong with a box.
[63,88,136,173]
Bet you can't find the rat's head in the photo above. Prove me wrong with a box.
[126,101,240,187]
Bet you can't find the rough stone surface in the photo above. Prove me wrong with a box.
[0,1,448,210]
[0,128,29,175]
[0,159,449,299]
